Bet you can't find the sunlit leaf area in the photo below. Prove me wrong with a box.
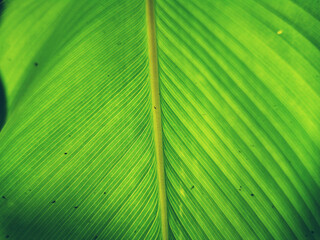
[0,0,319,239]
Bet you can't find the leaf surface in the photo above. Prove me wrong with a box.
[156,0,320,239]
[0,0,161,239]
[0,0,319,239]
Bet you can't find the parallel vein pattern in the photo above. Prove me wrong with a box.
[0,0,319,239]
[156,0,320,239]
[0,0,162,239]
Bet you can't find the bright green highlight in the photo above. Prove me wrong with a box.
[157,0,320,239]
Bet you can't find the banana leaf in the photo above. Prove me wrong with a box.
[0,0,319,239]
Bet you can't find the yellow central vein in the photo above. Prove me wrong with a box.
[146,0,168,239]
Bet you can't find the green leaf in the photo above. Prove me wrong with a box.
[0,0,319,239]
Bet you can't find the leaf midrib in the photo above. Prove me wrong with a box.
[146,0,168,239]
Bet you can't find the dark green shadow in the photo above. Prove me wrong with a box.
[0,1,7,131]
[0,77,6,131]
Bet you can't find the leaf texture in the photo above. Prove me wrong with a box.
[0,0,319,239]
[156,0,320,239]
[0,0,161,239]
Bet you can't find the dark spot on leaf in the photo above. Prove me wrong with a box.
[51,200,56,204]
[5,235,9,238]
[311,231,314,234]
[251,193,254,197]
[238,150,241,153]
[64,152,67,155]
[191,186,194,190]
[2,196,6,199]
[103,192,106,194]
[34,62,38,67]
[154,106,156,109]
[93,236,98,240]
[74,206,78,209]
